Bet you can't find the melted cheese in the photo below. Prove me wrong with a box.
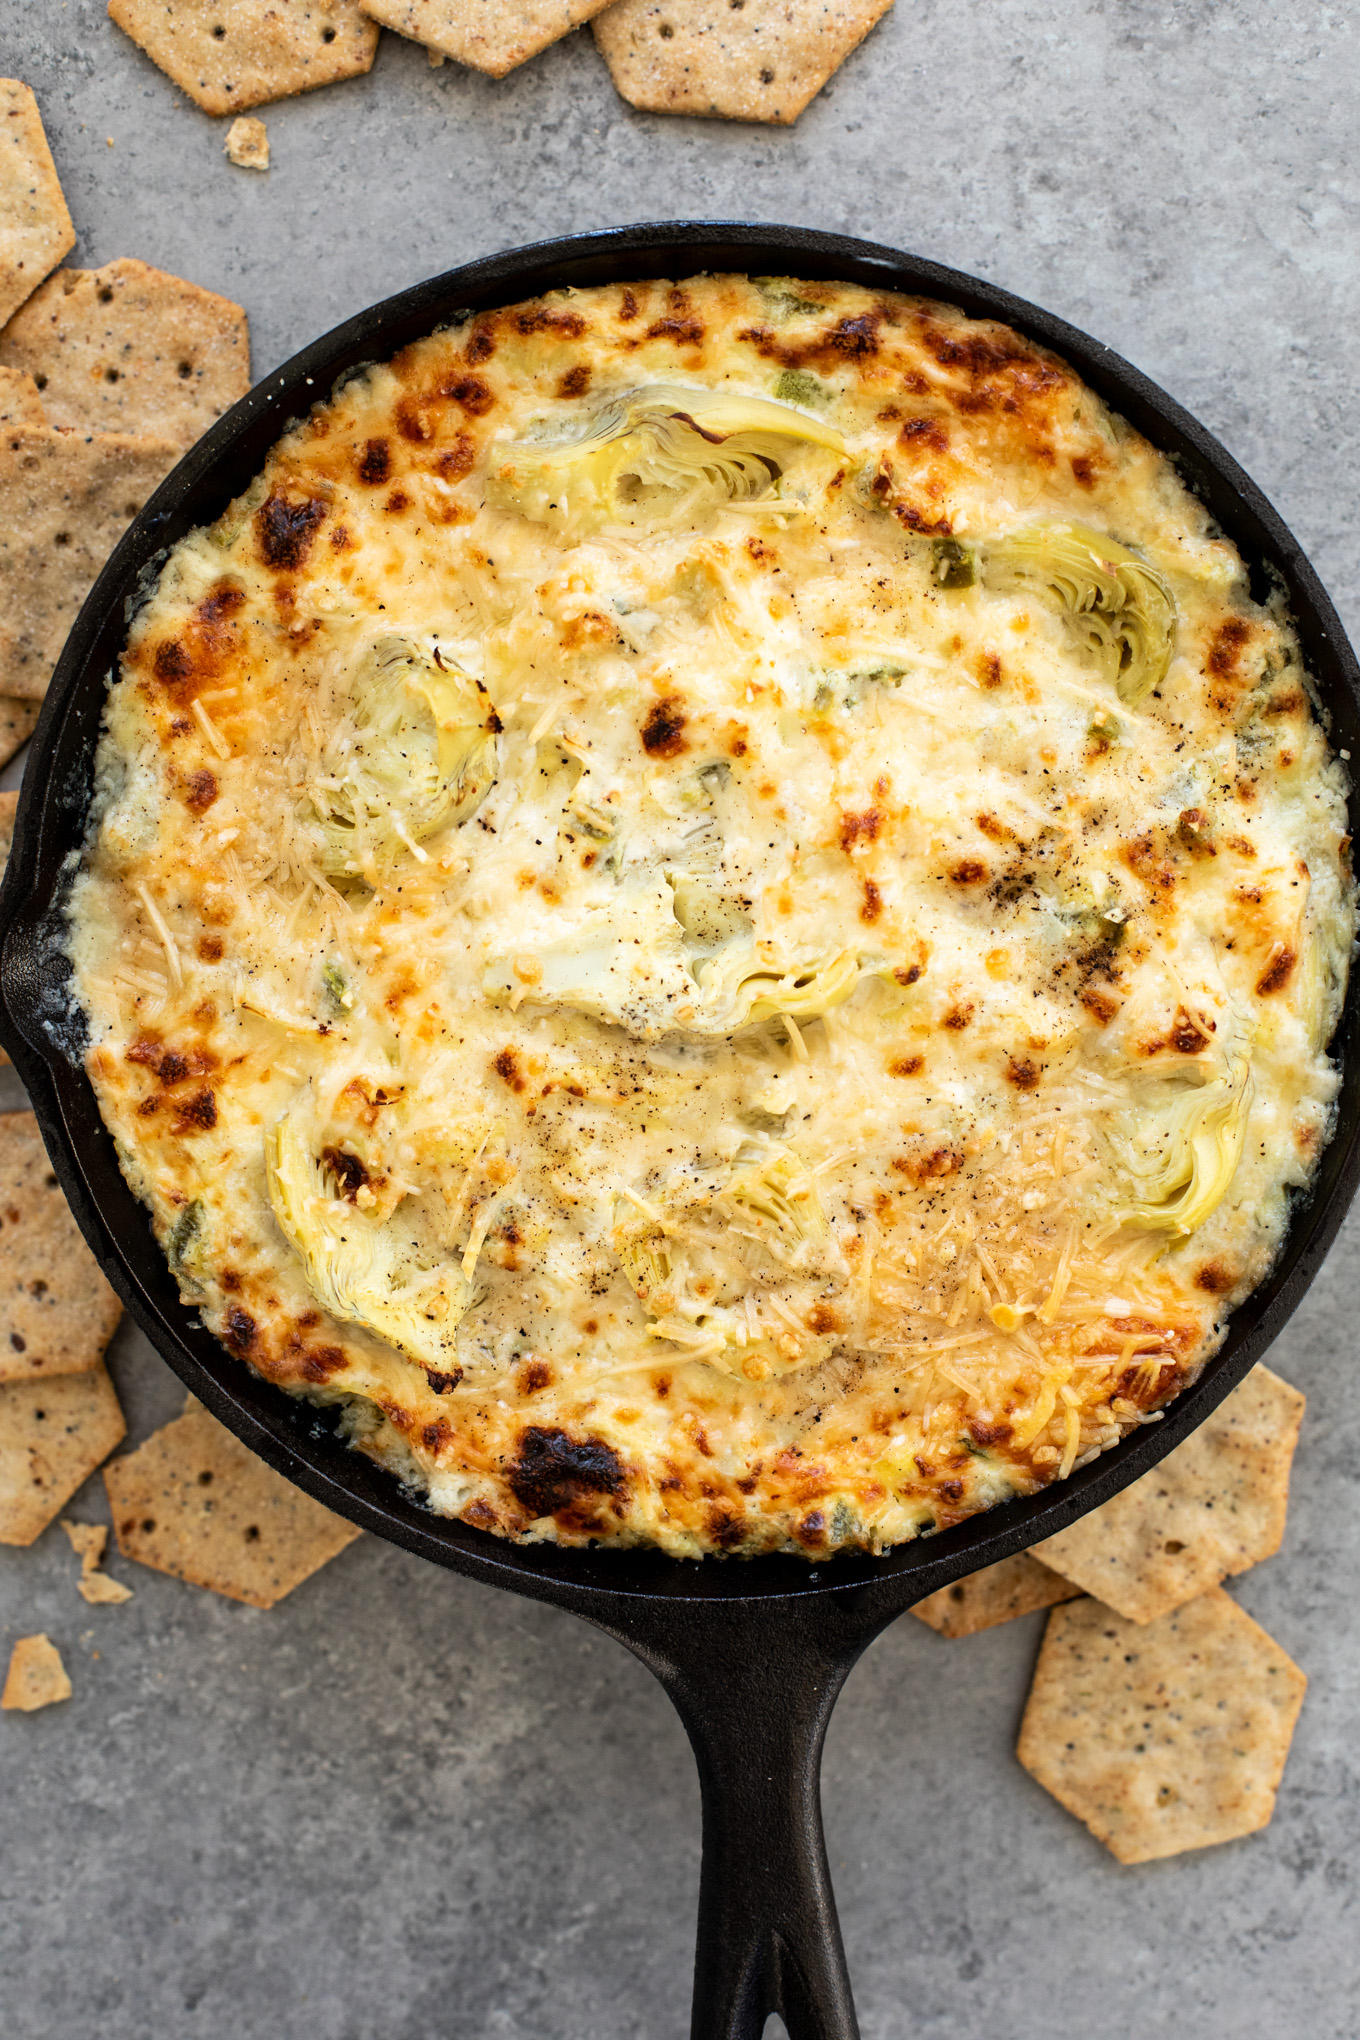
[67,275,1353,1558]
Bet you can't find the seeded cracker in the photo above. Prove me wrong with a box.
[911,1551,1082,1638]
[0,259,251,448]
[0,699,38,771]
[1018,1589,1306,1863]
[0,82,74,328]
[0,1363,126,1545]
[363,0,616,77]
[0,1111,123,1384]
[2,1632,71,1710]
[105,1398,361,1608]
[0,365,44,424]
[1033,1365,1305,1624]
[224,115,270,170]
[0,424,179,700]
[107,1,380,115]
[593,0,894,124]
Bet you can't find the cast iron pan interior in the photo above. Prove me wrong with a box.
[1,223,1357,2039]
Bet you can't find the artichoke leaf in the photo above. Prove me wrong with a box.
[265,1113,471,1371]
[310,636,498,878]
[982,522,1177,706]
[1114,1053,1252,1235]
[489,383,846,531]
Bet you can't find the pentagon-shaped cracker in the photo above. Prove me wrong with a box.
[224,115,270,169]
[592,0,894,124]
[0,364,44,423]
[0,259,251,448]
[0,1111,123,1383]
[0,1363,127,1545]
[105,1399,361,1607]
[1017,1589,1306,1863]
[108,0,380,115]
[0,82,74,327]
[0,424,179,700]
[364,0,616,78]
[1034,1365,1305,1624]
[911,1551,1082,1638]
[2,1632,71,1710]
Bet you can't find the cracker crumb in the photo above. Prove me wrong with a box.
[224,116,270,171]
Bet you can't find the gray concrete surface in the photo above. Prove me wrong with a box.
[2,3,1359,2035]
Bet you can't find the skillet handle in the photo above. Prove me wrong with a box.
[605,1596,880,2040]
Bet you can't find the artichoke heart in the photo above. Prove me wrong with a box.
[611,1195,836,1382]
[983,522,1177,706]
[1115,1053,1252,1235]
[310,635,498,877]
[716,1141,829,1271]
[265,1113,471,1371]
[489,383,846,531]
[691,944,861,1032]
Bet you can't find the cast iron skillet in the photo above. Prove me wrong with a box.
[2,222,1358,2040]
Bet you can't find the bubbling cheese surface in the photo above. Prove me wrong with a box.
[68,276,1353,1557]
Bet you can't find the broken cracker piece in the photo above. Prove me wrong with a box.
[593,0,894,124]
[364,0,617,78]
[1017,1588,1306,1863]
[105,1399,360,1608]
[0,424,179,700]
[224,115,270,170]
[61,1517,107,1569]
[911,1550,1082,1639]
[0,1111,123,1384]
[108,1,380,115]
[0,364,44,423]
[2,1632,71,1710]
[62,1515,134,1601]
[0,81,75,327]
[0,258,251,448]
[0,1363,126,1545]
[1034,1365,1305,1624]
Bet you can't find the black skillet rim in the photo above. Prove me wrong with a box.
[2,219,1357,1622]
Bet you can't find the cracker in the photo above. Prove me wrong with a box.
[0,82,75,327]
[1,1632,71,1710]
[1034,1365,1305,1624]
[0,1110,123,1383]
[0,364,44,423]
[224,115,269,170]
[108,1,380,115]
[592,0,894,124]
[364,0,616,77]
[0,1363,126,1545]
[0,259,250,448]
[0,697,38,770]
[911,1551,1082,1638]
[1017,1588,1306,1863]
[0,423,179,700]
[105,1399,361,1607]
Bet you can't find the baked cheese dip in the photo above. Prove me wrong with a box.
[68,275,1354,1557]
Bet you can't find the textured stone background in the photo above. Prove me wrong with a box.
[2,4,1359,2035]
